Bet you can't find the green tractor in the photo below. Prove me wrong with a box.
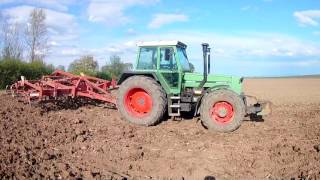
[117,41,265,132]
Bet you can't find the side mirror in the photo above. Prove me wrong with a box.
[165,49,172,61]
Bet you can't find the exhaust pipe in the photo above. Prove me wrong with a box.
[199,43,209,89]
[208,47,211,74]
[194,43,211,116]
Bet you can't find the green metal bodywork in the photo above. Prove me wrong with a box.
[183,73,242,94]
[127,44,243,96]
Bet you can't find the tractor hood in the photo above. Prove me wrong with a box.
[183,72,243,94]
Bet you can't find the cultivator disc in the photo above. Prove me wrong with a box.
[5,85,12,96]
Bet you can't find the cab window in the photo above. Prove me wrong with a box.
[160,47,177,70]
[137,47,157,70]
[177,47,190,71]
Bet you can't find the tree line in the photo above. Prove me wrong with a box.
[67,54,133,80]
[0,8,132,89]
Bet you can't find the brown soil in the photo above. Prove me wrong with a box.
[1,78,320,179]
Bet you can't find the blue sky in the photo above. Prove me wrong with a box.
[1,0,320,76]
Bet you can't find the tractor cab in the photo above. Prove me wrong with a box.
[119,41,242,96]
[134,41,191,95]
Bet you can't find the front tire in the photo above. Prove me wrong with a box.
[200,89,245,132]
[117,76,167,126]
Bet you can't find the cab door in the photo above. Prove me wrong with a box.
[157,47,181,94]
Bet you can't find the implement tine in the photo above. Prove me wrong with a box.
[5,85,10,94]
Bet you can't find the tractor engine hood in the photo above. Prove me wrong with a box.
[183,72,243,95]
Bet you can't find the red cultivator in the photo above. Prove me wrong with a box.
[7,70,117,106]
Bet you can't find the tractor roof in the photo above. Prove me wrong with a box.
[137,41,187,48]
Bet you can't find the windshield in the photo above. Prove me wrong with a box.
[177,47,190,71]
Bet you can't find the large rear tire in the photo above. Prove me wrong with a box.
[117,76,167,126]
[200,89,245,132]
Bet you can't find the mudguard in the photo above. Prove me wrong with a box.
[117,71,159,85]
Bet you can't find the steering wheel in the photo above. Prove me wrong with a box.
[160,64,172,69]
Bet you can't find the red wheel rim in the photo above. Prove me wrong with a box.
[210,101,234,124]
[124,88,153,117]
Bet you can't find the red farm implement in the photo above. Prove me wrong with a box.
[7,70,117,106]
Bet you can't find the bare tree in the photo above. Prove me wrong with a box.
[0,13,6,56]
[0,15,24,60]
[25,8,48,62]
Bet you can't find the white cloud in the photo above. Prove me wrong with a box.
[34,30,320,76]
[60,31,320,69]
[241,6,251,11]
[124,40,136,47]
[2,5,80,64]
[87,2,129,25]
[241,5,259,11]
[0,0,14,4]
[294,10,320,26]
[61,48,82,56]
[2,5,78,43]
[293,60,320,67]
[49,41,60,46]
[0,0,76,11]
[148,13,188,28]
[313,31,320,36]
[87,0,158,26]
[126,28,137,35]
[120,31,320,59]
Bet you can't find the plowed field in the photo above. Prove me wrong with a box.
[1,78,320,179]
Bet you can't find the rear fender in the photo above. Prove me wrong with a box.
[117,71,159,85]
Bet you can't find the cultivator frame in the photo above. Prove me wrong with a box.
[8,70,117,106]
